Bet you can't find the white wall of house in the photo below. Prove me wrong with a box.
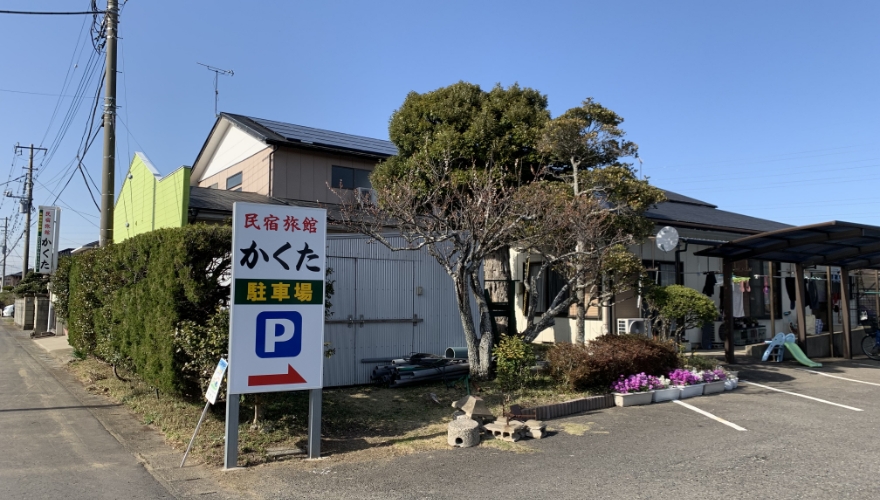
[200,124,268,181]
[513,226,851,347]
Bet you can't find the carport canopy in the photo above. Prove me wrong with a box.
[694,221,880,363]
[694,220,880,270]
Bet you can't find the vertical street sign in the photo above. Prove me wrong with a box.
[228,202,327,393]
[226,202,327,467]
[35,206,60,275]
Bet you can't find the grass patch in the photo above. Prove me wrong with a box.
[67,358,593,467]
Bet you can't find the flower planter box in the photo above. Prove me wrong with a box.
[703,381,726,395]
[652,387,680,403]
[676,384,704,399]
[613,391,653,407]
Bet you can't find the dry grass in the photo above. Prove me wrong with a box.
[67,358,591,467]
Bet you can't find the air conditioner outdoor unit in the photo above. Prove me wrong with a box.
[617,318,650,335]
[355,187,378,207]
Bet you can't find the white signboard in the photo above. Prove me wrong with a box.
[228,202,326,394]
[35,206,60,275]
[205,358,228,404]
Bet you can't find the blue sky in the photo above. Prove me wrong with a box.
[1,1,878,273]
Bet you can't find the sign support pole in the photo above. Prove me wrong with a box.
[224,393,239,469]
[308,388,322,459]
[180,401,211,468]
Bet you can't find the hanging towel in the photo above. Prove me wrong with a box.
[807,279,819,311]
[732,287,745,318]
[702,272,716,297]
[785,277,797,309]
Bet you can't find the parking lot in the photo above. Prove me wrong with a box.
[219,359,880,499]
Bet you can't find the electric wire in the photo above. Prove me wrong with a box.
[0,10,104,16]
[0,88,99,98]
[39,14,90,148]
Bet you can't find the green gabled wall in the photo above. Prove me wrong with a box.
[114,152,191,243]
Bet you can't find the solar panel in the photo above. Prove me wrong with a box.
[247,116,397,156]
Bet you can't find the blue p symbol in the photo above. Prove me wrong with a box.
[256,311,302,358]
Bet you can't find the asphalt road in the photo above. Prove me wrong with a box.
[0,326,174,499]
[6,317,880,499]
[220,359,880,500]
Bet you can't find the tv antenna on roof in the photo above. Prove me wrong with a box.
[197,62,234,117]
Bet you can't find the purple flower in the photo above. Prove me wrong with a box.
[668,369,700,386]
[611,372,656,394]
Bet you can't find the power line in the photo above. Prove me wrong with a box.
[0,88,99,98]
[0,10,105,15]
[654,160,880,187]
[40,15,91,147]
[657,144,876,170]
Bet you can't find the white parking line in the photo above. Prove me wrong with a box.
[672,400,748,431]
[795,368,880,387]
[740,381,863,411]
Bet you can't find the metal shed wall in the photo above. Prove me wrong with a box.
[323,234,472,386]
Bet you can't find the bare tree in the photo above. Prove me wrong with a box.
[336,159,547,378]
[539,98,646,343]
[511,178,652,341]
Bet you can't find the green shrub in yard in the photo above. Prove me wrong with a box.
[547,334,680,391]
[53,224,232,397]
[493,334,536,391]
[175,307,230,394]
[681,352,720,371]
[12,271,50,296]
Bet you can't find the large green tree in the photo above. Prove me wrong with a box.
[352,82,550,377]
[340,84,664,377]
[374,82,550,335]
[538,98,660,343]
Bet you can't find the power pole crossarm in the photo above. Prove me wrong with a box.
[99,0,118,247]
[13,144,46,278]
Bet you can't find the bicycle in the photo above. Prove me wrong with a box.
[858,318,880,361]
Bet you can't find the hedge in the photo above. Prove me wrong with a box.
[53,224,231,397]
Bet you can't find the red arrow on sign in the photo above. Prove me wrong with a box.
[247,364,307,386]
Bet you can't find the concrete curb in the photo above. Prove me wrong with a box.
[521,394,614,420]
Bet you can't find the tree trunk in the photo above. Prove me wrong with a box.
[469,270,494,379]
[575,239,586,344]
[601,274,612,335]
[483,246,512,336]
[452,274,483,378]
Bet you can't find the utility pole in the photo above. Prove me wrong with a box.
[1,217,6,288]
[99,0,118,247]
[13,144,45,278]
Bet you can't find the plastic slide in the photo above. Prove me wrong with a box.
[783,332,822,367]
[762,333,786,362]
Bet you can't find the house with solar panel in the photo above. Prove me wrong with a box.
[115,112,857,382]
[113,113,476,387]
[189,113,397,207]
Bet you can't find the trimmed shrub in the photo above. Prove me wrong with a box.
[175,308,230,394]
[13,271,50,296]
[547,334,680,391]
[52,224,232,397]
[493,334,536,392]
